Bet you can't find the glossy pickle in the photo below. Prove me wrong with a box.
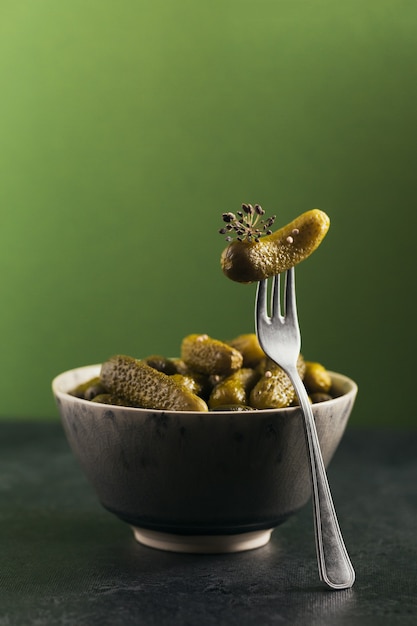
[70,333,334,412]
[221,209,330,283]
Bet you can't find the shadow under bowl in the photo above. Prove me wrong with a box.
[52,365,357,553]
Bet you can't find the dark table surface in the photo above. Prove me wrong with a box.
[0,421,416,626]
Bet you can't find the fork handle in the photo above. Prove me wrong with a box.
[289,368,355,589]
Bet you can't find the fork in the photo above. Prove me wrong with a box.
[255,267,355,590]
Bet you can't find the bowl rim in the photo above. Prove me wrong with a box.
[52,363,358,417]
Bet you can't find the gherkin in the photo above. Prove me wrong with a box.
[304,361,332,394]
[250,366,296,409]
[221,209,330,283]
[227,333,265,368]
[209,368,260,410]
[181,334,243,376]
[100,355,208,412]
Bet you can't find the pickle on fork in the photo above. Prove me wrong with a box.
[220,206,330,283]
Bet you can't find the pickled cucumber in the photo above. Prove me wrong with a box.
[250,366,296,409]
[304,361,332,394]
[181,334,243,376]
[171,361,214,399]
[100,355,208,412]
[221,209,330,283]
[143,355,177,375]
[208,368,260,409]
[70,376,106,400]
[74,333,332,411]
[256,353,306,379]
[309,392,333,404]
[227,333,265,368]
[250,355,305,409]
[170,373,203,397]
[91,393,136,406]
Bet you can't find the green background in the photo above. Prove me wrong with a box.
[0,0,415,425]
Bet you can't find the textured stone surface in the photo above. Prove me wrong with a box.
[0,422,416,625]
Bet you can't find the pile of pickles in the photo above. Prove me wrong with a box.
[70,333,335,412]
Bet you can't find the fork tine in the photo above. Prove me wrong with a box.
[284,267,297,322]
[271,273,281,319]
[255,279,269,326]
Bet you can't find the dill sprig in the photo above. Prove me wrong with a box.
[219,203,276,243]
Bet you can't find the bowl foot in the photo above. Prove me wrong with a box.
[132,527,273,553]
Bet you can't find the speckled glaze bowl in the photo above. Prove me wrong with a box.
[52,364,357,554]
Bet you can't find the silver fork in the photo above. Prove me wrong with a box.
[255,267,355,590]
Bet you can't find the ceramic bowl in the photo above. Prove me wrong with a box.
[52,364,357,554]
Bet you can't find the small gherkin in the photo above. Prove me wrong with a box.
[250,367,296,409]
[181,334,243,376]
[250,354,306,409]
[100,355,208,412]
[220,209,330,283]
[209,367,260,410]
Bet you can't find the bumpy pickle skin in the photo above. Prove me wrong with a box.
[250,355,305,409]
[181,334,243,376]
[170,373,203,397]
[256,354,306,379]
[100,355,208,412]
[221,209,330,283]
[227,333,265,368]
[208,368,260,410]
[250,366,296,409]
